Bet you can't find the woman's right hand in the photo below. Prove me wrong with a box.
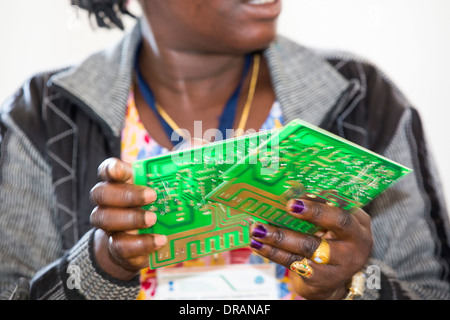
[89,158,167,281]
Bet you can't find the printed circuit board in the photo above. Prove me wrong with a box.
[207,119,412,233]
[133,119,411,269]
[133,130,273,268]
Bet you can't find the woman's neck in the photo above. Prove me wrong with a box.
[137,24,249,112]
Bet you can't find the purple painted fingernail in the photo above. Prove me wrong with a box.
[250,239,263,250]
[290,199,306,214]
[252,224,267,239]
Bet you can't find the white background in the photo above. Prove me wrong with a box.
[0,0,449,207]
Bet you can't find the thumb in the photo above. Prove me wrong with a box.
[98,158,133,183]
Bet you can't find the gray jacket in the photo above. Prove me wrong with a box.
[1,21,449,300]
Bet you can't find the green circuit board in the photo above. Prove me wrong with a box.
[133,119,411,269]
[207,119,412,233]
[132,130,274,269]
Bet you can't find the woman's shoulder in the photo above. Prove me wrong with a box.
[272,35,405,96]
[269,36,413,153]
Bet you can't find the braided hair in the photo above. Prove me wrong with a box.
[71,0,136,30]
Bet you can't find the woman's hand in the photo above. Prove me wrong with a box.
[249,198,373,300]
[89,158,167,281]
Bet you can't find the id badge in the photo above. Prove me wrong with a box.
[154,263,279,300]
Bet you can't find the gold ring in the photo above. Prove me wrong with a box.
[290,258,313,278]
[311,238,330,265]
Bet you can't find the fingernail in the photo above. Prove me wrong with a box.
[144,188,157,203]
[290,199,306,214]
[154,234,167,247]
[250,239,263,250]
[145,211,157,227]
[252,224,267,239]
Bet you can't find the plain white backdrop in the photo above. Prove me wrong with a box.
[0,0,449,206]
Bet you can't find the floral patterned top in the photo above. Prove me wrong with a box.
[121,89,301,300]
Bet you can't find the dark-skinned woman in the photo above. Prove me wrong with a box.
[1,0,449,300]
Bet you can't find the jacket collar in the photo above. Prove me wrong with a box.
[51,20,350,137]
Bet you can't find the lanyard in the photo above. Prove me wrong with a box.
[134,42,254,144]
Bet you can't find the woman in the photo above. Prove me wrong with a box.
[0,0,449,300]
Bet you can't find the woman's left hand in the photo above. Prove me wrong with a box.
[249,198,373,300]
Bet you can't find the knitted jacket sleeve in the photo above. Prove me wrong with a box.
[0,78,141,300]
[327,58,450,299]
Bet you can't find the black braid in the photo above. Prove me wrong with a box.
[71,0,136,30]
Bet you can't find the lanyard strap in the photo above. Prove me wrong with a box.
[134,42,253,143]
